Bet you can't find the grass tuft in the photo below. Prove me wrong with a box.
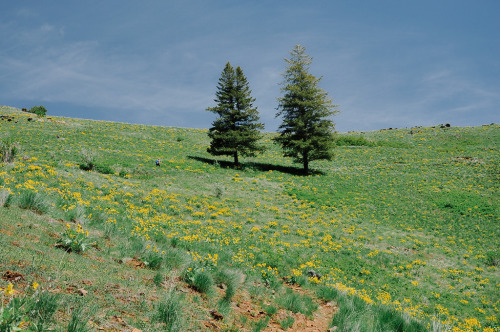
[18,190,50,214]
[154,291,184,332]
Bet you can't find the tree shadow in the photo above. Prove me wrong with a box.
[188,156,324,176]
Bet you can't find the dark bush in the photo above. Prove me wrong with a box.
[29,105,48,117]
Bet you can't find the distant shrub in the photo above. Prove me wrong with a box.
[0,137,19,162]
[78,149,113,174]
[485,251,499,267]
[336,135,375,147]
[94,164,114,175]
[79,149,96,171]
[29,105,47,117]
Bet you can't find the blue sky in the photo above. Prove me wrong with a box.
[1,1,499,132]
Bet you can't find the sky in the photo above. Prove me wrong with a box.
[1,1,499,132]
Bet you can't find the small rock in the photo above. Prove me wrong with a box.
[209,309,224,321]
[2,271,25,282]
[77,288,88,296]
[307,269,322,279]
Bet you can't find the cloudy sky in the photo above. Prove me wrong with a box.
[1,1,499,132]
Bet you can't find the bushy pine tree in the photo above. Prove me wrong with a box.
[275,45,338,174]
[207,62,264,166]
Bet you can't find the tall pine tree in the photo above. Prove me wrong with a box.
[275,45,338,174]
[207,62,264,166]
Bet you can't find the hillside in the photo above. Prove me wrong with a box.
[1,106,499,331]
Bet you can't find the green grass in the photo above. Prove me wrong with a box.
[0,105,499,331]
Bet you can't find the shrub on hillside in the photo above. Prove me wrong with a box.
[94,164,114,175]
[336,135,375,147]
[78,149,114,174]
[79,149,96,171]
[29,105,47,117]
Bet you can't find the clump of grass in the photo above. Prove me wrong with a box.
[162,248,189,270]
[0,189,12,207]
[215,269,243,304]
[277,288,318,317]
[153,273,164,287]
[214,183,224,199]
[262,304,277,316]
[0,137,18,162]
[66,306,90,332]
[316,285,341,302]
[278,315,295,330]
[29,291,60,331]
[330,293,427,332]
[64,205,86,223]
[141,250,163,270]
[192,270,213,294]
[154,291,184,332]
[183,265,214,295]
[251,316,270,332]
[170,237,180,248]
[18,190,50,214]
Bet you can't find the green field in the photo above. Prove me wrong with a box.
[1,105,498,331]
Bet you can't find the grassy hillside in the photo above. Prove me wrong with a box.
[0,105,498,331]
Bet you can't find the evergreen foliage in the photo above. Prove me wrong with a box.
[207,62,264,166]
[275,45,338,174]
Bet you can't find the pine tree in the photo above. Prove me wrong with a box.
[207,62,264,166]
[275,45,338,174]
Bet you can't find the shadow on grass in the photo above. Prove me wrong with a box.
[188,156,324,176]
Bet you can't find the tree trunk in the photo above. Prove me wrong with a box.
[303,150,309,175]
[234,151,239,166]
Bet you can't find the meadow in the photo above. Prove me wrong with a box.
[0,105,498,331]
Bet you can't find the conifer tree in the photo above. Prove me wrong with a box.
[207,62,264,166]
[275,45,338,174]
